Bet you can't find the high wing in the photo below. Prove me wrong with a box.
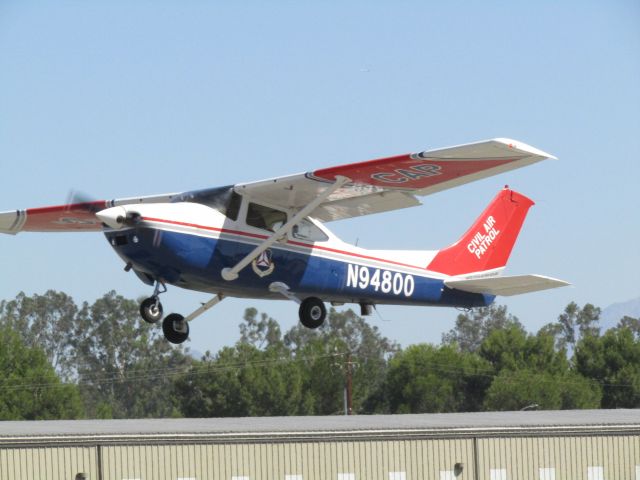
[0,138,554,234]
[235,138,555,221]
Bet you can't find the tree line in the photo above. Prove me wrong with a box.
[0,290,639,420]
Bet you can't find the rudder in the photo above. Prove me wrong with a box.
[427,188,534,276]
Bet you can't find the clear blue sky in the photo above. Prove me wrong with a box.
[1,1,638,354]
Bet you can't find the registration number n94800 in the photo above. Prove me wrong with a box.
[346,264,415,297]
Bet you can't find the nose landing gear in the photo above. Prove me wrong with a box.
[138,283,225,344]
[140,282,166,324]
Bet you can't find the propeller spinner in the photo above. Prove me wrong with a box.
[96,206,141,229]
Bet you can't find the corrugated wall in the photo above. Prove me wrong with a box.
[0,446,97,480]
[476,435,640,480]
[1,435,639,480]
[100,439,473,479]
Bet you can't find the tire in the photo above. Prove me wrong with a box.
[162,313,189,344]
[140,297,163,324]
[299,297,326,329]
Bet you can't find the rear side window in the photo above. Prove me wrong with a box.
[292,218,328,242]
[246,203,287,232]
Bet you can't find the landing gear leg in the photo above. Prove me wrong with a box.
[140,282,166,324]
[268,282,327,330]
[162,293,225,344]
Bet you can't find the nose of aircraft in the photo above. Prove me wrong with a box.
[96,206,128,229]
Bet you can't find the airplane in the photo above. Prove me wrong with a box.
[0,138,569,344]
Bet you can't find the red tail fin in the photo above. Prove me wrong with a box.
[427,188,534,276]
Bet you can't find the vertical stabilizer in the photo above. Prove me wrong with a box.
[427,188,534,276]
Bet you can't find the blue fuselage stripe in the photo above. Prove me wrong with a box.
[106,228,493,308]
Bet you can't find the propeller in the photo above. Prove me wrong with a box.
[64,189,106,214]
[64,189,141,229]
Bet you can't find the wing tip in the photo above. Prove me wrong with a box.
[493,138,558,160]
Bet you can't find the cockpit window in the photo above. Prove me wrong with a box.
[246,203,287,232]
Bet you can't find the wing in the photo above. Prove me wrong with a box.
[1,138,554,234]
[235,138,556,222]
[445,274,570,296]
[0,193,178,234]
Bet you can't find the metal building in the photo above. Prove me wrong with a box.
[1,410,639,480]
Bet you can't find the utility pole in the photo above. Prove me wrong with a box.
[345,352,353,415]
[335,349,357,415]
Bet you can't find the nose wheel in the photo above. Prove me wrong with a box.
[140,281,167,324]
[140,297,163,324]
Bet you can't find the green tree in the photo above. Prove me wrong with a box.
[479,325,568,375]
[378,344,491,413]
[0,328,83,420]
[175,307,397,416]
[72,291,190,418]
[483,369,600,411]
[175,342,308,417]
[616,316,640,338]
[540,302,601,351]
[0,290,78,380]
[285,308,398,414]
[478,326,600,410]
[239,307,282,349]
[575,327,640,408]
[442,304,523,353]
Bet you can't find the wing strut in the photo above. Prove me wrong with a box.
[221,175,350,281]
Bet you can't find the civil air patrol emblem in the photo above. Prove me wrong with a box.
[252,249,275,277]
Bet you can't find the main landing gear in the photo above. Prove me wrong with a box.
[269,282,327,330]
[162,313,189,344]
[299,297,326,329]
[139,282,225,344]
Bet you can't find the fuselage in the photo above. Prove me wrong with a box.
[104,202,493,309]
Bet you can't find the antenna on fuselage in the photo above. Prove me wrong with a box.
[373,305,391,322]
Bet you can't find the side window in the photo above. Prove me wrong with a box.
[292,218,328,242]
[246,203,287,232]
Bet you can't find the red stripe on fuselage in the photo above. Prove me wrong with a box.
[142,216,429,272]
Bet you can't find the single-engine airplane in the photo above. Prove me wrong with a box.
[0,138,569,343]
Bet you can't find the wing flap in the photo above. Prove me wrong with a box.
[313,191,421,222]
[445,274,570,296]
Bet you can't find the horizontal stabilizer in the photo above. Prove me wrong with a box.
[445,274,570,296]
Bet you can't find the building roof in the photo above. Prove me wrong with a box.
[1,410,639,447]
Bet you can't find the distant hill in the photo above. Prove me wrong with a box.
[600,296,640,331]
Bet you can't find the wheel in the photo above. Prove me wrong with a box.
[162,313,189,344]
[140,297,163,324]
[299,297,326,329]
